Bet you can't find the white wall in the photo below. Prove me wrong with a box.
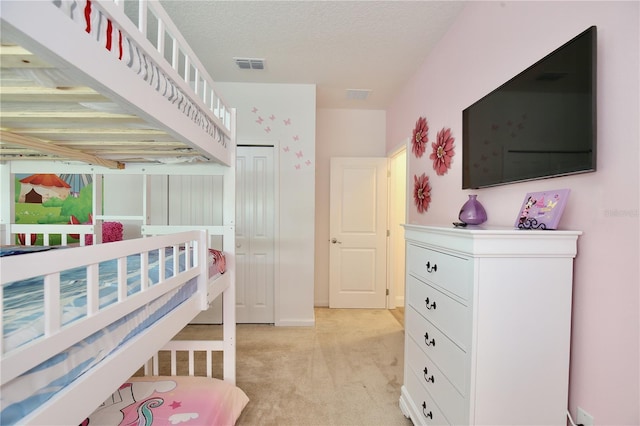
[103,174,144,240]
[315,108,387,306]
[386,2,639,424]
[218,82,316,326]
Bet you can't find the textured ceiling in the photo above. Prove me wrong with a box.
[159,0,466,109]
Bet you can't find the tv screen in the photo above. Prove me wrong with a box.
[462,26,597,189]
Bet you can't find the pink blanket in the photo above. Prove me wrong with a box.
[82,376,248,426]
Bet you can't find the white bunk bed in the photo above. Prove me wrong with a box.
[0,1,243,425]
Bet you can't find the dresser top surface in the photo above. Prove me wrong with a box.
[402,224,581,257]
[403,223,582,236]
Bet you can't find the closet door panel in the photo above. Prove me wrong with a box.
[235,146,275,323]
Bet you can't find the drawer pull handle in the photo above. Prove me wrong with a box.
[421,402,433,419]
[423,367,435,383]
[424,332,436,347]
[426,261,438,273]
[425,297,437,310]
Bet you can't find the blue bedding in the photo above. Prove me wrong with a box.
[1,248,199,425]
[2,248,187,352]
[0,245,60,257]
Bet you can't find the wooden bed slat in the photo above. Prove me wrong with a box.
[0,130,124,169]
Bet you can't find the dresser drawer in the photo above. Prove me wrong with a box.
[406,276,470,349]
[406,306,467,393]
[406,243,471,300]
[405,366,451,426]
[406,337,468,425]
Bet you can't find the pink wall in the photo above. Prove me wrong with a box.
[386,1,639,424]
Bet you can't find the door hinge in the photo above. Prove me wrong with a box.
[387,229,390,237]
[386,289,390,296]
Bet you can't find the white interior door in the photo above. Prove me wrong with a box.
[329,157,388,308]
[235,146,275,323]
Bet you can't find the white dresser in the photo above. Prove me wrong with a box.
[399,225,581,425]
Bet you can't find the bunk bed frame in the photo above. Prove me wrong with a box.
[1,1,239,425]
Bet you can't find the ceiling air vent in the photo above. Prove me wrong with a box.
[346,89,372,101]
[234,57,265,70]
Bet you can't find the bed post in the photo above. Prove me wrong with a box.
[223,108,237,384]
[198,229,209,310]
[222,225,236,384]
[92,173,103,244]
[0,163,13,245]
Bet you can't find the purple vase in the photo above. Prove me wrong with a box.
[458,195,487,225]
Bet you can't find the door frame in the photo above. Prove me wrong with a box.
[237,141,280,324]
[387,143,408,309]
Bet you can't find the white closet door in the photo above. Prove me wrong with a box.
[236,146,275,323]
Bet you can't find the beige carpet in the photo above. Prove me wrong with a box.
[175,308,411,426]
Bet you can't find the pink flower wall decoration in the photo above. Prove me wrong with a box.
[411,116,429,158]
[413,173,432,213]
[430,127,455,176]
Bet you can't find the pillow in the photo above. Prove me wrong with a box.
[82,376,249,426]
[208,249,227,275]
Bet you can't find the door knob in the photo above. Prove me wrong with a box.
[331,238,342,244]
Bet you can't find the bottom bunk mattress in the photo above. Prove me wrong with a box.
[1,248,227,425]
[82,376,249,426]
[1,279,198,425]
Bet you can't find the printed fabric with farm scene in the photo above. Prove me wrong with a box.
[14,173,93,245]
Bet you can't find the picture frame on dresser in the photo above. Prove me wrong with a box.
[515,188,570,230]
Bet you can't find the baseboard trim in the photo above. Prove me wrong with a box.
[275,318,316,327]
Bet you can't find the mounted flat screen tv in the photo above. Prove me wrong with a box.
[462,26,597,189]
